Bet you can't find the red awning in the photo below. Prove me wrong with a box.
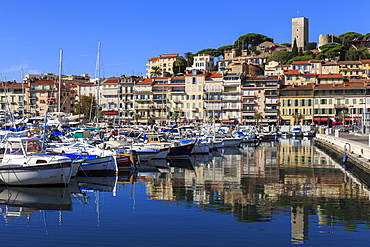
[333,121,343,124]
[221,120,236,123]
[103,111,118,114]
[47,99,55,102]
[344,117,362,121]
[313,117,329,122]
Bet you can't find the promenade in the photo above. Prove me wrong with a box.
[315,131,370,173]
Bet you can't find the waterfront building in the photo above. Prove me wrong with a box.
[256,41,290,54]
[362,60,370,80]
[151,77,169,125]
[0,81,27,115]
[119,76,137,124]
[26,79,74,115]
[313,81,367,126]
[280,83,314,125]
[134,78,153,123]
[241,75,281,126]
[100,78,120,120]
[184,70,206,121]
[186,54,214,71]
[167,76,186,122]
[146,53,181,77]
[221,73,243,123]
[204,72,223,122]
[25,73,90,84]
[218,48,265,75]
[292,16,309,50]
[338,61,363,79]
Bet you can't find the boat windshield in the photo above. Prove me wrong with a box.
[5,141,23,155]
[24,140,42,154]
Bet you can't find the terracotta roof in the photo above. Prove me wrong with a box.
[361,60,370,64]
[159,54,179,58]
[310,60,323,63]
[281,83,314,90]
[283,70,300,75]
[337,61,361,65]
[136,78,153,85]
[148,57,159,61]
[315,82,365,90]
[322,61,337,66]
[317,73,343,79]
[103,78,120,84]
[291,61,311,65]
[1,82,27,88]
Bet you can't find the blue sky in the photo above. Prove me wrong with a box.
[0,0,369,81]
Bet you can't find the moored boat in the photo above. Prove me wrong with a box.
[0,137,72,185]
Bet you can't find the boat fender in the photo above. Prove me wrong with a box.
[342,155,348,164]
[80,151,89,155]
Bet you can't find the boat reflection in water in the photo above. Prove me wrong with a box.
[0,186,72,223]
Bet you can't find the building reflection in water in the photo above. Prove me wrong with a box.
[137,137,370,244]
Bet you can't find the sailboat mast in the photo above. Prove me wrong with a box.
[21,68,25,117]
[58,49,63,112]
[95,41,101,126]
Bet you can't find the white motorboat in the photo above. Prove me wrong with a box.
[0,137,72,185]
[291,127,303,137]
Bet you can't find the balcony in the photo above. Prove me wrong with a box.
[265,101,278,105]
[264,108,278,112]
[242,101,255,105]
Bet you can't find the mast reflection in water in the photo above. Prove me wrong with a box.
[0,138,370,246]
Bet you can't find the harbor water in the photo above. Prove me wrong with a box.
[0,138,370,246]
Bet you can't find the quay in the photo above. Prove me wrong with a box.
[315,132,370,175]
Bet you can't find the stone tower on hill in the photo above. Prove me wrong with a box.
[292,17,309,51]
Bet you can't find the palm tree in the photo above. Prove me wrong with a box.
[184,52,194,67]
[133,113,141,125]
[254,112,263,130]
[293,112,303,125]
[171,112,179,123]
[150,66,162,78]
[173,57,187,75]
[338,110,348,125]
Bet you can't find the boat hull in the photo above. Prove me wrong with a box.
[0,162,72,185]
[77,156,117,175]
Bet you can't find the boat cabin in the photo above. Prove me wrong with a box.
[4,137,43,157]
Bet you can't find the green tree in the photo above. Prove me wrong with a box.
[318,43,346,59]
[195,48,221,57]
[339,32,364,47]
[287,55,312,64]
[291,39,298,57]
[170,112,179,123]
[345,46,370,61]
[364,33,370,40]
[150,66,162,78]
[281,43,291,47]
[253,112,263,129]
[338,110,348,125]
[74,95,97,120]
[234,33,273,51]
[215,45,234,58]
[267,50,292,64]
[133,113,141,125]
[184,52,194,67]
[293,113,303,125]
[173,57,187,75]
